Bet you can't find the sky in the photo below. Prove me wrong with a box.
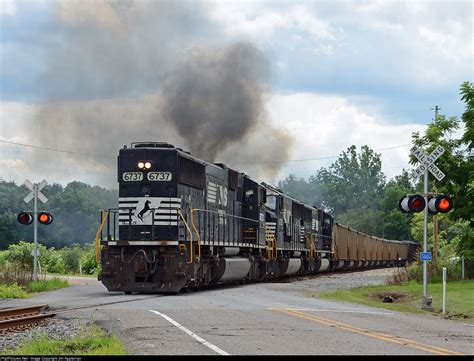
[0,0,472,190]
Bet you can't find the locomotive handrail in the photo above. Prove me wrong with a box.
[190,209,201,260]
[189,208,261,249]
[177,208,194,264]
[95,210,109,263]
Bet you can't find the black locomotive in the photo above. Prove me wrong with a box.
[98,142,418,293]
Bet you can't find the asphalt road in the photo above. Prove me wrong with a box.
[2,269,472,355]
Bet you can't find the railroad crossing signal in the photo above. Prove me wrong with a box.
[398,193,452,214]
[17,212,34,225]
[398,194,425,213]
[427,195,453,214]
[24,179,48,204]
[38,212,53,225]
[410,145,445,181]
[19,179,53,225]
[20,178,52,281]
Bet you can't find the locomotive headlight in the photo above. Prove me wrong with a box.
[138,161,145,169]
[145,161,152,169]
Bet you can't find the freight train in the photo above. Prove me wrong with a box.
[97,142,419,293]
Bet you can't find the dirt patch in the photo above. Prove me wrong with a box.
[370,290,413,303]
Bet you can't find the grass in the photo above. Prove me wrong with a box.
[318,280,474,321]
[0,277,69,299]
[0,283,29,299]
[26,277,69,293]
[3,324,127,355]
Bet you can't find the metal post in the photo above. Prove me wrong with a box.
[461,256,465,280]
[421,171,433,310]
[33,184,38,282]
[442,267,447,317]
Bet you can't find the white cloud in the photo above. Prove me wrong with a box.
[1,0,17,16]
[265,92,427,183]
[209,1,472,90]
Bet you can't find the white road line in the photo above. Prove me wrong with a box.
[149,310,230,356]
[290,308,394,315]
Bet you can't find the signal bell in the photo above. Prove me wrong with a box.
[38,212,53,225]
[428,195,453,214]
[398,195,426,213]
[17,212,33,225]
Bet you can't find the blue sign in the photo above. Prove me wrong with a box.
[420,252,432,261]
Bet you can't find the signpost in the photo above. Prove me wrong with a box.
[410,145,445,311]
[23,179,48,281]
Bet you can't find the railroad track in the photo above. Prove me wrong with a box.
[0,304,56,335]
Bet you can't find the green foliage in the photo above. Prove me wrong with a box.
[460,81,474,150]
[312,145,387,236]
[407,259,462,283]
[1,241,101,277]
[61,244,82,274]
[42,250,66,274]
[81,244,100,275]
[4,241,48,272]
[0,283,29,299]
[278,175,321,207]
[320,280,474,320]
[3,324,127,355]
[0,180,117,250]
[26,278,69,293]
[410,82,473,259]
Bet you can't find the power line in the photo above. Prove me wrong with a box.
[227,143,412,165]
[0,139,115,159]
[0,138,413,166]
[0,163,113,176]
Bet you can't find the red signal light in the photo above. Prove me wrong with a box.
[428,195,452,214]
[38,212,53,225]
[17,212,33,225]
[399,195,426,213]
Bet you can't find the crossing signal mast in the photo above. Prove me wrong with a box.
[407,134,453,311]
[17,179,53,281]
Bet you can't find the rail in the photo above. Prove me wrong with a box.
[0,304,55,335]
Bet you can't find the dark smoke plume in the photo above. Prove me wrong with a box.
[28,1,292,186]
[161,43,271,160]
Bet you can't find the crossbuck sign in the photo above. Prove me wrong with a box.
[24,179,48,204]
[410,145,445,181]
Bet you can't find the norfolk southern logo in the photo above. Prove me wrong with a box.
[137,200,151,221]
[118,197,181,226]
[207,182,228,207]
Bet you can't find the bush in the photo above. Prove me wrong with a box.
[61,245,82,274]
[407,258,462,283]
[4,241,48,272]
[0,283,29,299]
[42,250,66,274]
[81,247,99,275]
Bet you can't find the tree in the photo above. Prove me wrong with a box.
[277,174,321,207]
[315,145,386,235]
[380,170,415,240]
[410,81,473,260]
